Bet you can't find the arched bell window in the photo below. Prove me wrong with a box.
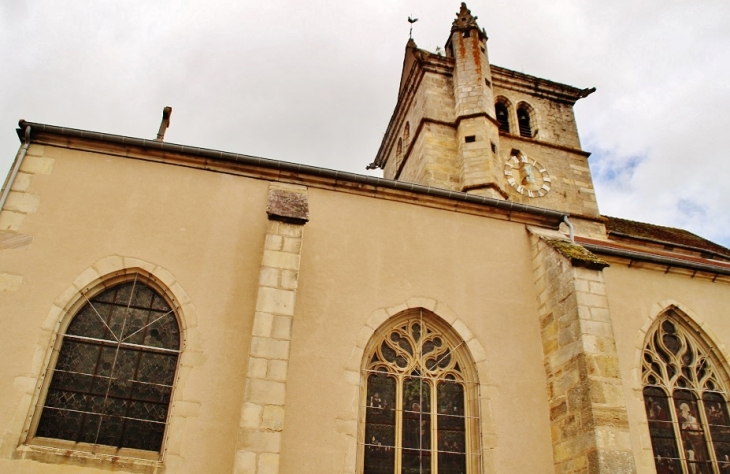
[360,309,481,473]
[642,310,730,473]
[517,104,533,138]
[495,101,510,133]
[33,276,181,454]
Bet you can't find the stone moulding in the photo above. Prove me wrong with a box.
[11,256,202,473]
[340,297,495,474]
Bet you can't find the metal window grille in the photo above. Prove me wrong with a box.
[361,309,482,473]
[35,277,180,452]
[642,312,730,473]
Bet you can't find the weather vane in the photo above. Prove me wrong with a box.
[408,15,418,39]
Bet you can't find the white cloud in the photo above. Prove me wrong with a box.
[1,0,729,246]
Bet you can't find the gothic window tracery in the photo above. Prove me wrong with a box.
[361,310,480,474]
[642,311,730,473]
[32,276,180,454]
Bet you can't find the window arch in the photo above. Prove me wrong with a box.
[516,104,533,138]
[360,309,481,473]
[32,275,181,454]
[495,100,510,133]
[642,309,730,473]
[404,122,410,145]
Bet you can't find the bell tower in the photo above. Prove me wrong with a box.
[372,3,602,235]
[446,3,505,198]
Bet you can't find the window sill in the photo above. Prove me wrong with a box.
[17,439,163,473]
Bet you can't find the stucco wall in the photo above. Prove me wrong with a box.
[604,262,730,473]
[0,143,559,472]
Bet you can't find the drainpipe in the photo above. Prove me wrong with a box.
[0,126,32,212]
[563,215,575,243]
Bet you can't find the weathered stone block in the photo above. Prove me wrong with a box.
[264,234,283,251]
[245,379,286,406]
[240,429,282,454]
[271,315,293,340]
[250,337,290,361]
[261,251,300,272]
[0,273,23,292]
[261,405,285,431]
[248,356,268,379]
[5,191,40,214]
[241,402,263,428]
[258,453,280,474]
[255,287,296,315]
[267,187,309,224]
[280,270,298,290]
[252,312,274,338]
[268,360,288,382]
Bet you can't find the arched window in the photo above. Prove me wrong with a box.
[642,310,730,473]
[33,276,180,453]
[404,122,410,145]
[517,105,532,138]
[360,309,481,473]
[495,101,510,133]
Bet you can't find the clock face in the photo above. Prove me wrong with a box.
[504,153,551,197]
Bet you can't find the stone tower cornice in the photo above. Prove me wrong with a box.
[491,65,595,105]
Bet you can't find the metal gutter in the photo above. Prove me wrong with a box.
[17,120,568,224]
[583,242,730,277]
[0,126,31,212]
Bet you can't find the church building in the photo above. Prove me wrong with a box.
[1,3,729,473]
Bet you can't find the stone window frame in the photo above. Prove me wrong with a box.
[515,101,536,139]
[13,257,203,473]
[357,307,483,474]
[639,303,730,473]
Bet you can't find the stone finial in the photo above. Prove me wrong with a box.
[452,2,479,30]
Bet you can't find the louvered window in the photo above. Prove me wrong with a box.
[517,107,532,138]
[495,102,510,133]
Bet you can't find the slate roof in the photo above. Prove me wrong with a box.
[604,216,730,259]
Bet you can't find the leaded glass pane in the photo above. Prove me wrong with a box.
[674,390,712,473]
[437,382,466,474]
[704,392,730,470]
[143,313,180,350]
[643,387,682,473]
[36,279,179,452]
[402,377,431,473]
[364,373,396,474]
[363,313,476,473]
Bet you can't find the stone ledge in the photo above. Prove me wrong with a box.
[545,239,609,270]
[267,188,309,224]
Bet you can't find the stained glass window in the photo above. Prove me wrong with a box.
[642,311,730,473]
[34,277,180,453]
[362,310,480,473]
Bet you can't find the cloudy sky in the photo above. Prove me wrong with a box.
[2,1,729,247]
